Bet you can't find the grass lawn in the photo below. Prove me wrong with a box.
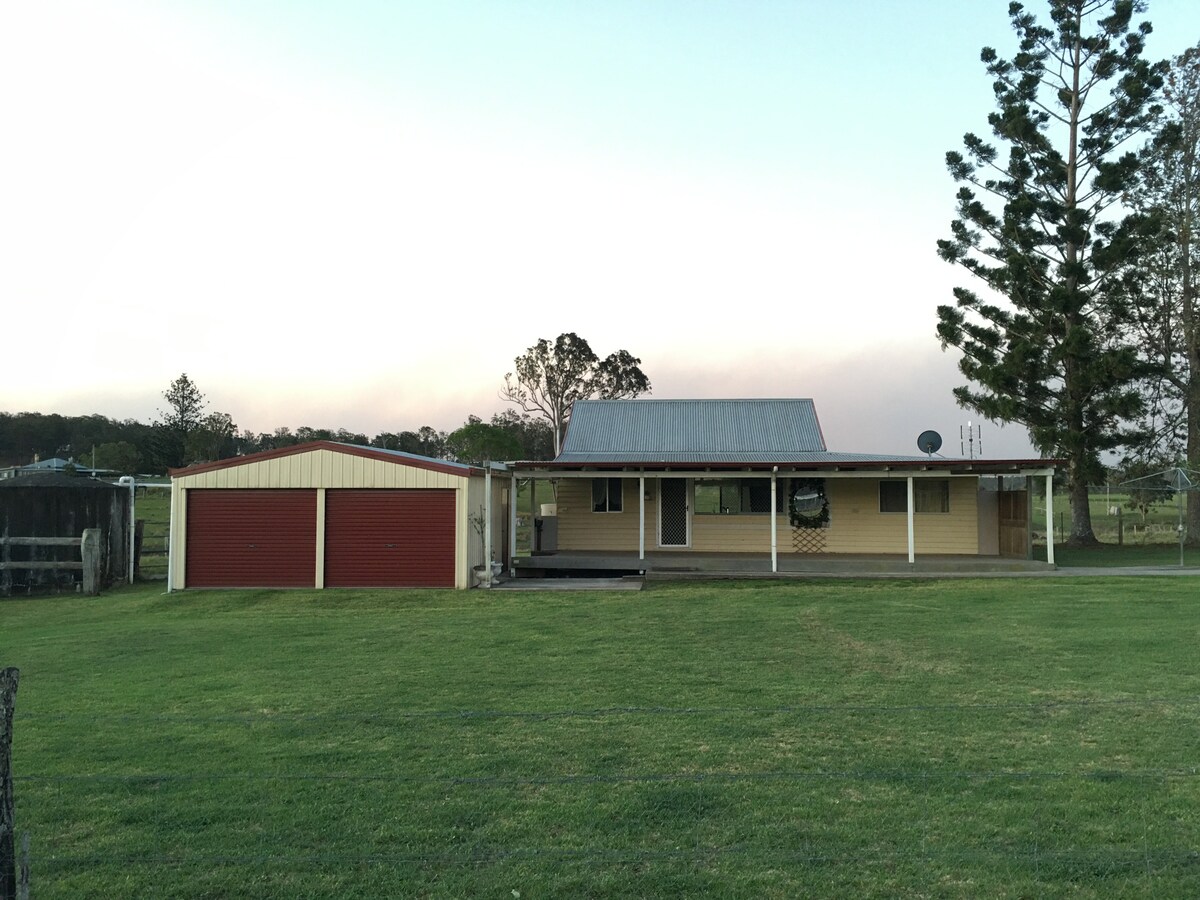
[129,486,172,579]
[1038,489,1192,547]
[1037,543,1200,568]
[4,579,1199,898]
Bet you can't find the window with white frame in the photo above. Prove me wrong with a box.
[694,478,786,514]
[592,478,623,512]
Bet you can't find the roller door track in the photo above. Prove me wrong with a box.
[186,490,317,587]
[324,489,456,588]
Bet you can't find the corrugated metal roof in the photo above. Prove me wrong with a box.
[342,443,480,473]
[558,399,827,463]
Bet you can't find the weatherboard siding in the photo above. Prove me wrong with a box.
[555,475,980,556]
[555,479,646,551]
[692,514,783,552]
[824,478,978,554]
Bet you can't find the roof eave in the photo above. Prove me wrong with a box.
[511,458,1061,472]
[169,441,492,479]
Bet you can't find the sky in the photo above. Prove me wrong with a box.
[4,1,1200,458]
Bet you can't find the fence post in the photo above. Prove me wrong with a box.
[1,667,19,900]
[1117,507,1123,546]
[133,521,145,580]
[81,529,101,596]
[15,834,26,900]
[0,530,9,598]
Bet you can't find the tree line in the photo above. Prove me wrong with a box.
[0,402,555,475]
[0,407,566,479]
[0,332,650,475]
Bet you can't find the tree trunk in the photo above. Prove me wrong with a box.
[1062,28,1097,549]
[1182,194,1199,544]
[1067,459,1099,545]
[1187,362,1200,544]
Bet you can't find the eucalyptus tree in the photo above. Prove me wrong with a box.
[936,0,1165,543]
[501,333,651,456]
[1124,44,1200,534]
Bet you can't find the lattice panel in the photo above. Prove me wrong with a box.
[791,526,827,554]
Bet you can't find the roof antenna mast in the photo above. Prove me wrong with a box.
[960,422,981,460]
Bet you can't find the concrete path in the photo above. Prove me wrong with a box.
[491,577,644,591]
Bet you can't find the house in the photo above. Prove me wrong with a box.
[507,399,1058,574]
[168,442,508,590]
[0,457,111,479]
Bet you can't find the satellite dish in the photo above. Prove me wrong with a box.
[917,430,943,455]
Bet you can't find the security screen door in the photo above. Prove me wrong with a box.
[658,478,690,547]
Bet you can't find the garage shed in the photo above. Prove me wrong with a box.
[169,442,508,590]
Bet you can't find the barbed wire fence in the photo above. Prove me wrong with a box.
[10,695,1200,895]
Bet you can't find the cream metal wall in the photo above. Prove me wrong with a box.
[170,448,480,589]
[463,473,510,574]
[554,475,981,556]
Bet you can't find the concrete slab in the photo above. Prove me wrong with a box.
[490,577,644,591]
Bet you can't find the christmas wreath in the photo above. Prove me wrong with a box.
[789,478,829,529]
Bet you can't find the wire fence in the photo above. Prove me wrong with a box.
[12,697,1200,896]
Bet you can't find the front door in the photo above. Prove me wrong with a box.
[658,478,690,547]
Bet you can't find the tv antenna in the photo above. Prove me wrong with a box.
[960,422,982,460]
[917,430,942,458]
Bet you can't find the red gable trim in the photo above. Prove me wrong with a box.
[169,441,482,479]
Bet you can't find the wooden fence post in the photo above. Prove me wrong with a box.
[1,667,19,900]
[15,834,26,900]
[0,529,9,598]
[81,529,101,596]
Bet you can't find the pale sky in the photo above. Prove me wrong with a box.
[4,1,1199,457]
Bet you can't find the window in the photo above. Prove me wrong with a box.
[879,479,950,513]
[592,478,623,512]
[694,479,785,514]
[879,481,907,513]
[916,480,950,513]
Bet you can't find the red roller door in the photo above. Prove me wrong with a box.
[324,489,456,588]
[186,490,317,587]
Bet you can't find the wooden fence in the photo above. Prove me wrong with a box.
[0,531,102,596]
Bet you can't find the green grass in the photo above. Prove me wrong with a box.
[1039,489,1191,547]
[6,579,1199,897]
[131,486,171,578]
[513,478,558,554]
[1037,542,1200,567]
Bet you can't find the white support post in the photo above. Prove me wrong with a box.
[639,473,646,561]
[1045,473,1055,566]
[314,488,326,589]
[770,468,778,573]
[120,476,135,584]
[509,473,518,576]
[484,466,493,587]
[906,476,915,565]
[167,486,180,592]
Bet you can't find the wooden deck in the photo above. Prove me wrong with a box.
[512,550,1052,578]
